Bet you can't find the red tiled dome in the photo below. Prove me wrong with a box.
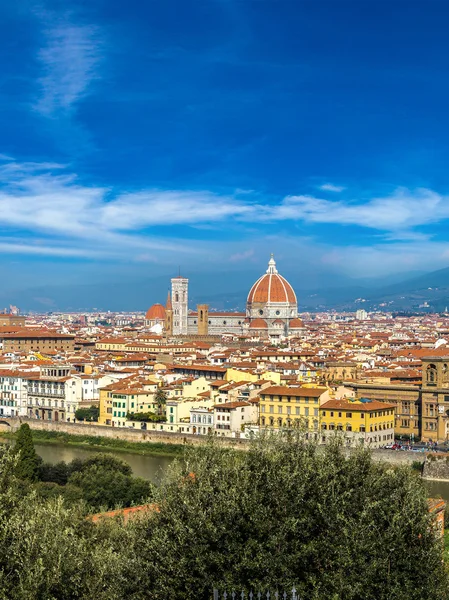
[289,318,304,328]
[145,304,166,321]
[249,318,268,329]
[247,256,296,305]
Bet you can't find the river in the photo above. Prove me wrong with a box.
[33,442,175,483]
[9,441,449,500]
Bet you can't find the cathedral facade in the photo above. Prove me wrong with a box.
[145,255,303,340]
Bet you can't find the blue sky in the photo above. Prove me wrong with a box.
[2,0,449,304]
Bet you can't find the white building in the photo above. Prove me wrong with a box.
[214,400,258,437]
[171,276,189,335]
[190,406,213,435]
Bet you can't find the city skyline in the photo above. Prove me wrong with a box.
[2,1,449,304]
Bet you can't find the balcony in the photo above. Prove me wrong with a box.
[29,390,65,398]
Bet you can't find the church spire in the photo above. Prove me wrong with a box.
[266,253,278,274]
[165,290,172,310]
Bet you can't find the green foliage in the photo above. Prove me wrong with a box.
[0,447,132,600]
[33,481,84,504]
[39,453,150,511]
[75,406,99,422]
[69,466,153,512]
[128,435,449,600]
[14,424,41,482]
[126,411,166,422]
[155,388,167,416]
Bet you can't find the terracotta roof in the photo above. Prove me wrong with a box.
[289,318,304,328]
[321,399,396,412]
[214,401,251,410]
[261,385,326,397]
[249,318,268,329]
[248,273,296,304]
[145,304,166,321]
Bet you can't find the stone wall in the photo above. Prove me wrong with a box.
[0,417,430,466]
[422,454,449,480]
[2,418,248,450]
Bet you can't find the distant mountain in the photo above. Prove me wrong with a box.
[3,265,449,313]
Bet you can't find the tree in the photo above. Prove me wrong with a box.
[14,423,41,482]
[128,434,449,600]
[155,388,167,416]
[126,411,166,423]
[75,406,99,422]
[68,465,153,511]
[0,446,132,600]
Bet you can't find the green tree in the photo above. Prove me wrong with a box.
[126,411,166,423]
[128,434,449,600]
[14,423,41,482]
[68,465,153,511]
[75,406,99,421]
[0,447,132,600]
[155,388,167,415]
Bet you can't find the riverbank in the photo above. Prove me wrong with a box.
[1,429,185,458]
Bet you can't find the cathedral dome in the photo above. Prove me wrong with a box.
[247,255,297,305]
[145,303,166,321]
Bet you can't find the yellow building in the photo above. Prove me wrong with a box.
[320,399,395,448]
[99,380,158,427]
[259,385,330,439]
[225,367,281,385]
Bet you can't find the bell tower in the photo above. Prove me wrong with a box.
[171,276,188,336]
[197,304,209,336]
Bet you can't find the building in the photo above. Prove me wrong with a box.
[214,400,258,437]
[0,314,26,327]
[26,365,73,422]
[1,330,75,354]
[144,304,166,332]
[144,254,302,341]
[171,276,188,335]
[356,309,368,321]
[347,356,449,442]
[320,398,395,448]
[99,378,158,427]
[258,385,329,437]
[190,406,213,435]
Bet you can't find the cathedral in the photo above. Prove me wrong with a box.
[145,255,303,340]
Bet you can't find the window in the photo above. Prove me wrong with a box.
[304,407,309,417]
[278,406,282,414]
[346,413,352,419]
[330,411,334,417]
[296,407,300,415]
[269,405,274,414]
[287,406,291,415]
[322,411,326,416]
[338,412,342,418]
[261,404,266,412]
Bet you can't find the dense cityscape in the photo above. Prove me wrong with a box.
[0,255,448,448]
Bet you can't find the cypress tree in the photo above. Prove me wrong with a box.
[14,423,41,482]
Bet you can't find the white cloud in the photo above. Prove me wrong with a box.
[35,22,102,115]
[230,249,255,262]
[319,183,345,192]
[2,157,449,278]
[258,188,449,231]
